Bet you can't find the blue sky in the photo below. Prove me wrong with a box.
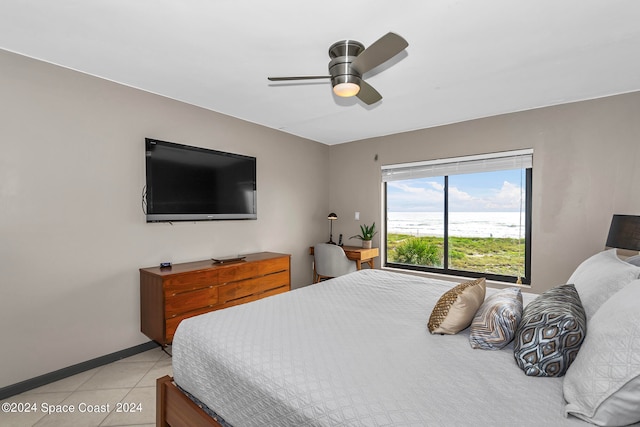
[387,169,525,212]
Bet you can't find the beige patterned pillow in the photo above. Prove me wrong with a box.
[428,278,486,335]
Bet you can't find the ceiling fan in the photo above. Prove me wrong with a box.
[267,32,408,105]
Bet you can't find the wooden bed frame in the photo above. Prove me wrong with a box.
[156,375,223,427]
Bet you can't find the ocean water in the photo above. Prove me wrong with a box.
[387,211,525,239]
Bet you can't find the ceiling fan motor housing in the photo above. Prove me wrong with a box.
[328,40,364,89]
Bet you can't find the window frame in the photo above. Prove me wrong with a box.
[382,153,532,285]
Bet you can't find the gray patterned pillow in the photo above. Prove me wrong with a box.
[513,284,586,377]
[469,288,523,350]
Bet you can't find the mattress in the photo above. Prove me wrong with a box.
[172,269,587,426]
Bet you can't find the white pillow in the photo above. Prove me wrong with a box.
[563,280,640,426]
[568,249,640,320]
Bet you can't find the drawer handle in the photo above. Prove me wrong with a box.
[170,284,215,297]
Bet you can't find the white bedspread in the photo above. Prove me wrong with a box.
[172,269,586,426]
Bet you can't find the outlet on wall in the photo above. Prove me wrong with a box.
[355,211,360,220]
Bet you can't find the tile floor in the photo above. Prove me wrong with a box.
[0,346,171,427]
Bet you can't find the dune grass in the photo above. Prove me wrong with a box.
[387,233,525,277]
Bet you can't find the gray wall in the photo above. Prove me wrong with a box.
[0,50,329,387]
[328,92,640,292]
[3,45,640,388]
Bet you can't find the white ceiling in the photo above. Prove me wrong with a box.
[1,1,639,145]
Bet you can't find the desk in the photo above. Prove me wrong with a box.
[309,245,380,270]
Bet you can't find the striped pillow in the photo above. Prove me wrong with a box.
[469,287,523,350]
[513,284,586,377]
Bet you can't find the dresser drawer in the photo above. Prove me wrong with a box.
[165,307,215,341]
[218,270,289,303]
[223,285,289,309]
[165,286,219,318]
[218,263,259,283]
[164,270,219,294]
[258,256,290,275]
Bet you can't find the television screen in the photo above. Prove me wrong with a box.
[145,138,257,222]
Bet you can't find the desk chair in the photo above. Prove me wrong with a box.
[313,243,357,283]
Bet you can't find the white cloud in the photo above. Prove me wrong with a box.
[387,181,443,211]
[388,178,524,212]
[484,181,524,210]
[448,186,474,202]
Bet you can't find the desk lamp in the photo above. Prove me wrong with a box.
[327,213,338,244]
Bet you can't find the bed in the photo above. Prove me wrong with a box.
[159,249,640,426]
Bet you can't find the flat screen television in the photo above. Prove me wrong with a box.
[145,138,257,222]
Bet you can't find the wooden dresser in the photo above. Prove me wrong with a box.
[140,252,291,345]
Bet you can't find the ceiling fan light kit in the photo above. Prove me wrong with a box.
[268,32,408,105]
[333,81,361,97]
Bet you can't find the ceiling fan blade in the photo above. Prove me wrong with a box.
[356,80,382,105]
[351,32,408,75]
[268,76,330,81]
